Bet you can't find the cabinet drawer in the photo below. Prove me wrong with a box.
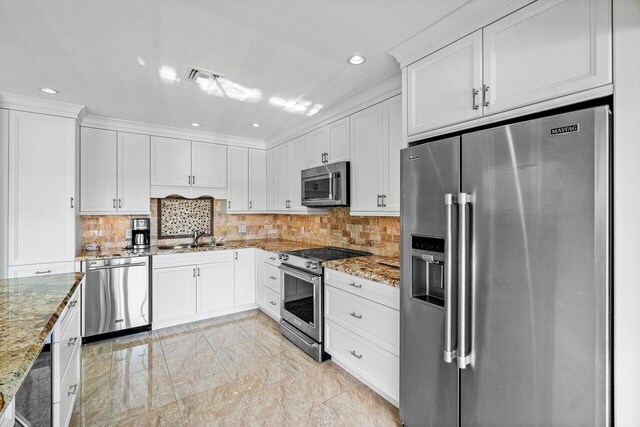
[55,345,80,427]
[54,304,80,382]
[57,287,80,335]
[325,320,398,403]
[324,269,399,310]
[263,263,281,292]
[325,284,399,355]
[264,252,281,267]
[263,287,281,320]
[7,261,75,278]
[153,250,234,269]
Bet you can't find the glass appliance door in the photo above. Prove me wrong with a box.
[280,265,321,341]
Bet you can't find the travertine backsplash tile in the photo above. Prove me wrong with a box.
[81,199,399,257]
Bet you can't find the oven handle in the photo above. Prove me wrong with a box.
[279,264,321,283]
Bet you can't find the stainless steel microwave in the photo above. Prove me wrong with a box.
[301,161,349,207]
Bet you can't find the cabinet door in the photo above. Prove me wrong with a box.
[234,249,256,306]
[266,148,277,210]
[80,128,117,213]
[350,104,384,214]
[326,117,350,163]
[307,127,326,167]
[383,96,402,213]
[275,142,291,210]
[227,146,249,212]
[153,266,197,322]
[117,132,150,213]
[8,111,76,265]
[192,141,227,188]
[150,136,191,187]
[197,261,235,313]
[483,0,611,115]
[407,30,483,135]
[289,135,308,211]
[255,251,266,309]
[248,149,267,211]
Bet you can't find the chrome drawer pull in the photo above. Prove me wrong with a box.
[68,383,78,396]
[34,270,52,274]
[349,312,362,320]
[350,350,363,359]
[67,337,78,346]
[349,282,362,289]
[269,301,277,306]
[269,276,277,280]
[68,300,78,308]
[269,257,277,261]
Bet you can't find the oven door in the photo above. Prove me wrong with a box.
[279,264,322,342]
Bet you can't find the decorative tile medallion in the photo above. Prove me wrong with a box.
[158,198,213,238]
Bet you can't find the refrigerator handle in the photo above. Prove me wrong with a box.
[444,193,458,364]
[457,192,472,369]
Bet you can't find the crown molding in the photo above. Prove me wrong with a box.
[0,91,87,120]
[80,115,265,149]
[387,0,533,68]
[266,74,401,148]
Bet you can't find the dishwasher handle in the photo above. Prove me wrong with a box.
[88,262,147,271]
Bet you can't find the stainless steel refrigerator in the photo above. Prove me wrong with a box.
[400,106,611,426]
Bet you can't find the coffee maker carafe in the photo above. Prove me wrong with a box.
[130,218,150,250]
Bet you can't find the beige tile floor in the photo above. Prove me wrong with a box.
[70,309,401,426]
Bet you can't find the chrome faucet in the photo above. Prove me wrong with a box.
[193,229,206,246]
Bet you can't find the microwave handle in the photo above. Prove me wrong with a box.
[328,173,334,200]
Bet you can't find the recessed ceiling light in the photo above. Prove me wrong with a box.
[286,99,298,107]
[251,123,261,128]
[191,123,201,127]
[40,87,59,94]
[347,54,366,65]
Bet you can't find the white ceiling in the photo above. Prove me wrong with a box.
[0,0,466,140]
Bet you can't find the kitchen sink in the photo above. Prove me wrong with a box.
[158,242,224,250]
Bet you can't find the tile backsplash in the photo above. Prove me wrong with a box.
[81,199,399,257]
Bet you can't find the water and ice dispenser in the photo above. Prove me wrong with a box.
[410,236,446,307]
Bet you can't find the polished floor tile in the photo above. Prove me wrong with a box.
[70,309,400,426]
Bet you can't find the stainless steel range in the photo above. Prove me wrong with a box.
[278,247,370,362]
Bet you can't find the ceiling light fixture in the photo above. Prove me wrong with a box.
[191,123,201,127]
[286,99,298,106]
[251,123,261,128]
[40,87,59,94]
[347,54,366,65]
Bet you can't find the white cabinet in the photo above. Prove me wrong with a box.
[350,96,401,216]
[482,0,612,115]
[289,135,308,211]
[257,251,282,321]
[407,30,483,135]
[234,249,256,306]
[7,262,75,278]
[151,137,226,198]
[307,127,325,167]
[248,149,267,211]
[266,148,277,210]
[275,142,291,210]
[325,117,350,163]
[227,146,249,212]
[197,261,235,313]
[80,128,149,214]
[153,265,198,322]
[8,111,76,266]
[406,0,612,135]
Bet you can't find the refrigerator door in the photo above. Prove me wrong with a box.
[400,137,460,426]
[459,107,610,426]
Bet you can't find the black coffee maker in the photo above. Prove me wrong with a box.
[130,218,150,250]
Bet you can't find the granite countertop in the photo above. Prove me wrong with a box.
[322,255,401,287]
[0,272,84,417]
[76,239,323,261]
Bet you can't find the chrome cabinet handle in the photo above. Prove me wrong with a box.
[235,252,238,260]
[269,256,276,261]
[188,175,192,184]
[269,301,277,306]
[349,312,362,320]
[444,193,458,364]
[472,88,479,110]
[249,201,252,209]
[112,199,116,208]
[457,192,471,369]
[192,176,196,185]
[349,282,362,289]
[193,268,196,278]
[350,350,363,359]
[376,194,381,207]
[34,269,52,274]
[70,197,74,208]
[228,200,231,209]
[197,267,200,277]
[381,194,386,208]
[68,384,78,396]
[67,336,78,346]
[68,300,78,308]
[118,199,122,208]
[482,84,490,107]
[269,276,277,280]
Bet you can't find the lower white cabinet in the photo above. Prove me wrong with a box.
[0,399,14,427]
[153,265,198,322]
[324,269,400,406]
[198,261,235,313]
[263,287,281,320]
[256,250,282,321]
[7,261,75,278]
[234,249,256,306]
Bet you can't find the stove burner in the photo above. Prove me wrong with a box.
[285,246,370,262]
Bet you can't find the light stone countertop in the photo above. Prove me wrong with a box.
[0,272,84,417]
[322,255,401,287]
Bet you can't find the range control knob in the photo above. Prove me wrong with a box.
[306,261,318,270]
[279,254,289,261]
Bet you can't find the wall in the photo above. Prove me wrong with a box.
[81,200,400,257]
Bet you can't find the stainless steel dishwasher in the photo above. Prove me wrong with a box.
[82,256,150,339]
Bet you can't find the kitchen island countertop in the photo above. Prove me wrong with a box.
[323,255,400,287]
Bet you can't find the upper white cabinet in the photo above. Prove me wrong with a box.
[227,146,249,212]
[275,142,291,210]
[351,95,401,216]
[248,149,267,211]
[289,135,308,211]
[266,148,277,210]
[407,30,483,135]
[80,128,149,214]
[151,137,226,198]
[407,0,612,136]
[482,0,612,115]
[8,111,76,266]
[307,118,350,167]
